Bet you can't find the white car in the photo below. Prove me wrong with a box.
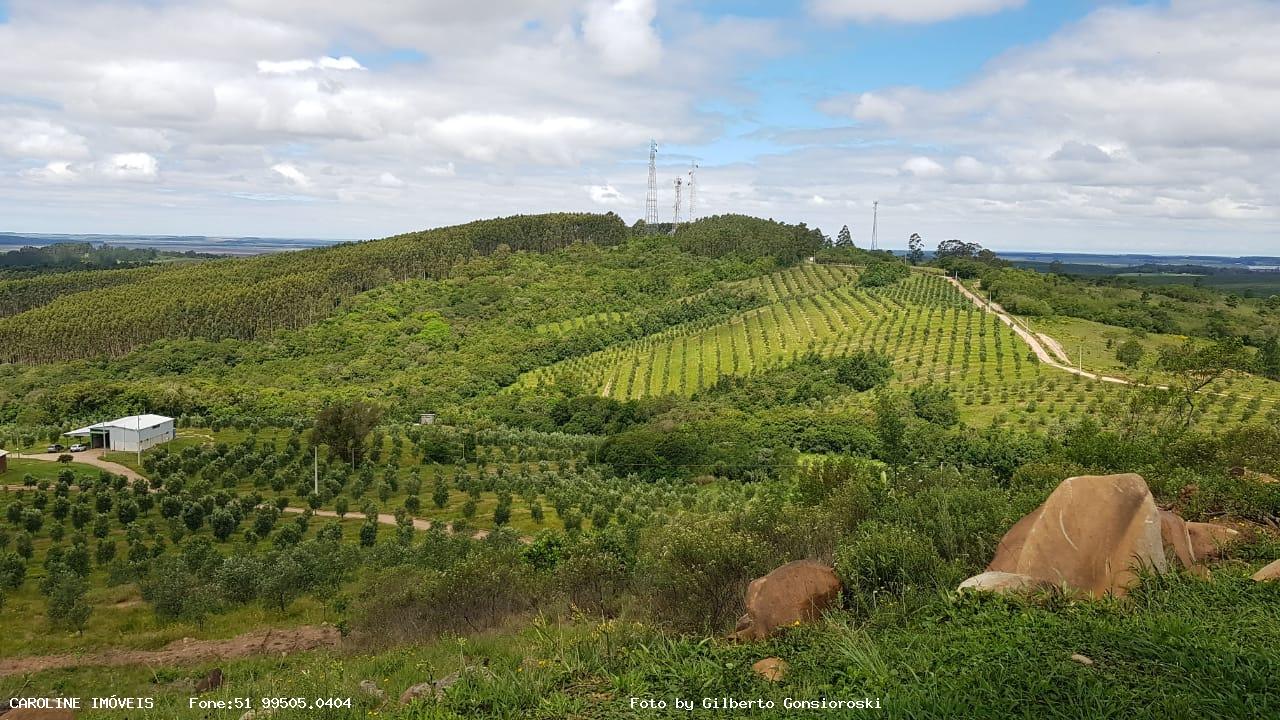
[69,443,88,452]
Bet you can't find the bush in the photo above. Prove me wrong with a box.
[140,554,214,621]
[0,551,26,590]
[833,351,894,391]
[355,542,540,644]
[636,516,771,634]
[834,522,945,609]
[216,555,264,603]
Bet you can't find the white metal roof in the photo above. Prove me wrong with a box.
[0,449,8,457]
[66,414,173,436]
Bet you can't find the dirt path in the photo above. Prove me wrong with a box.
[940,274,1141,387]
[0,625,342,677]
[3,457,518,542]
[9,448,145,482]
[293,507,500,541]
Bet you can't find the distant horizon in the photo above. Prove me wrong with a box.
[3,227,1279,263]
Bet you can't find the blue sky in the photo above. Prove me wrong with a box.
[1,0,1278,254]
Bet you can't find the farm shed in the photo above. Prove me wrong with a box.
[66,414,175,452]
[0,449,7,474]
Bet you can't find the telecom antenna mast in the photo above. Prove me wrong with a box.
[687,162,698,221]
[870,201,879,251]
[672,178,683,226]
[645,140,659,226]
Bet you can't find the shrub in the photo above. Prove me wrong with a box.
[834,522,945,609]
[0,551,26,590]
[140,555,214,621]
[636,516,770,634]
[355,543,539,644]
[216,555,264,603]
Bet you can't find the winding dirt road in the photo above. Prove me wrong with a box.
[940,274,1145,387]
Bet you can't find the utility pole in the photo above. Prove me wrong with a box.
[314,446,319,495]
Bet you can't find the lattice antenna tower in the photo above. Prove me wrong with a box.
[672,177,683,226]
[870,200,879,251]
[645,140,659,226]
[686,162,698,221]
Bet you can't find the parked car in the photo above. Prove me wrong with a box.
[46,443,65,453]
[69,443,88,452]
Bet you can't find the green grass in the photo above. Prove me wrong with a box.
[0,458,106,485]
[4,567,1278,719]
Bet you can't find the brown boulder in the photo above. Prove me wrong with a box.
[987,474,1166,597]
[731,560,841,641]
[1186,522,1239,561]
[1253,559,1280,582]
[1158,510,1196,570]
[751,657,789,682]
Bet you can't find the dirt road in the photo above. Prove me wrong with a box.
[0,626,342,677]
[940,274,1140,387]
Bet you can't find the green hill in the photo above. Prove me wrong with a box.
[0,212,1277,718]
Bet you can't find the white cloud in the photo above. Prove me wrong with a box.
[423,113,649,164]
[256,56,366,74]
[810,0,1280,242]
[809,194,828,205]
[588,183,625,205]
[98,152,159,181]
[582,0,662,76]
[901,156,945,178]
[376,171,405,188]
[810,0,1024,23]
[423,162,456,177]
[91,61,217,122]
[0,120,91,159]
[271,162,311,187]
[21,161,80,183]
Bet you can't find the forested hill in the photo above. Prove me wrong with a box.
[0,213,823,365]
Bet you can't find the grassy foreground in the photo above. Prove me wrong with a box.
[3,565,1278,719]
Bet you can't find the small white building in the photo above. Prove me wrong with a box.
[66,414,175,452]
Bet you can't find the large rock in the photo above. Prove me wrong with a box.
[957,571,1051,596]
[731,560,841,641]
[1253,559,1280,582]
[1186,522,1239,561]
[987,474,1166,597]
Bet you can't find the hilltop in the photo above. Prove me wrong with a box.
[0,212,1277,718]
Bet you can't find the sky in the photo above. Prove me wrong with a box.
[1,0,1279,254]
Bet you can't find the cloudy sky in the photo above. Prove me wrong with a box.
[2,0,1278,254]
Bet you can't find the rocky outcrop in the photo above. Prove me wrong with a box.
[1253,559,1280,582]
[731,560,841,641]
[985,474,1166,597]
[964,474,1246,597]
[1186,522,1239,561]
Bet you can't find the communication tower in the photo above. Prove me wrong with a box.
[871,201,879,251]
[672,178,683,226]
[645,140,658,226]
[687,162,698,220]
